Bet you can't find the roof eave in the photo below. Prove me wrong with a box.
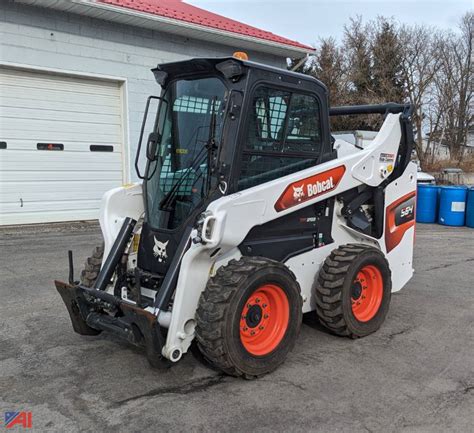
[16,0,314,57]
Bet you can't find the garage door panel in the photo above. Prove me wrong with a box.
[0,69,120,95]
[0,87,121,108]
[1,160,121,172]
[0,97,120,115]
[1,128,121,143]
[0,68,125,225]
[1,130,122,144]
[1,150,123,165]
[1,107,122,125]
[2,118,121,136]
[0,209,103,226]
[0,140,122,153]
[2,180,120,202]
[1,198,103,213]
[1,169,123,182]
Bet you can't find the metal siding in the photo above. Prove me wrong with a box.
[0,67,124,225]
[0,1,287,225]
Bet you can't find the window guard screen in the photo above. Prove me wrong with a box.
[238,86,323,191]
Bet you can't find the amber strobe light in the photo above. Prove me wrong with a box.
[233,51,249,60]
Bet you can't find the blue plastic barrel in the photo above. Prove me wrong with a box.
[438,186,468,226]
[466,187,474,228]
[416,185,438,223]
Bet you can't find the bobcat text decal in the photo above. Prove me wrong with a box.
[274,165,346,212]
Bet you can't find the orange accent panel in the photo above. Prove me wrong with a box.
[385,190,416,253]
[274,165,346,212]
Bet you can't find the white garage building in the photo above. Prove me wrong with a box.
[0,0,312,225]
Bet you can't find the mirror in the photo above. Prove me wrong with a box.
[146,132,160,161]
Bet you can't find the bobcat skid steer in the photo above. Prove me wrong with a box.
[55,56,417,378]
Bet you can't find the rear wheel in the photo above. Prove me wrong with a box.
[195,257,302,379]
[80,245,104,287]
[315,244,391,338]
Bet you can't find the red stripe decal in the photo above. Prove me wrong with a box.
[274,165,346,212]
[384,190,416,253]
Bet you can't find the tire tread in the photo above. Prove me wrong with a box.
[315,243,390,338]
[195,256,300,379]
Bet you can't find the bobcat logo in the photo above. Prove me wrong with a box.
[292,184,305,202]
[153,237,169,263]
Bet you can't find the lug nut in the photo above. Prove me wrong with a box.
[243,327,248,331]
[256,298,260,303]
[250,331,255,335]
[247,303,252,309]
[264,314,269,319]
[262,304,267,308]
[259,326,264,330]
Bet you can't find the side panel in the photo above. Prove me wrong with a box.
[382,162,417,292]
[286,201,381,313]
[239,199,334,262]
[99,183,144,262]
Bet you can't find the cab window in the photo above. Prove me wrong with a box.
[238,86,322,191]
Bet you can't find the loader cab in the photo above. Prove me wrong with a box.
[229,60,334,193]
[137,57,334,275]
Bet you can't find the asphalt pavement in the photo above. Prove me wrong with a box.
[0,222,473,432]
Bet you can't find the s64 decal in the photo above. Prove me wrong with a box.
[275,166,346,212]
[395,198,415,226]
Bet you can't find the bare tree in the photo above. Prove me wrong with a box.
[449,12,473,160]
[399,24,439,165]
[309,37,353,130]
[291,12,472,167]
[371,17,405,103]
[428,13,473,162]
[344,16,374,104]
[311,37,347,106]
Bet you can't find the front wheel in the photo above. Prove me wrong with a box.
[195,257,303,379]
[315,244,392,338]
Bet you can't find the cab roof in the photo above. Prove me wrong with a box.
[152,57,327,92]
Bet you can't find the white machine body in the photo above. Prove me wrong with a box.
[99,113,417,361]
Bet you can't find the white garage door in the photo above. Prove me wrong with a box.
[0,67,125,225]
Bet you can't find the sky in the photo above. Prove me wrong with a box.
[187,0,472,47]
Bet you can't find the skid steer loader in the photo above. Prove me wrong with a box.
[55,56,417,378]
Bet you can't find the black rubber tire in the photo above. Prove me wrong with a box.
[195,256,303,379]
[315,244,391,338]
[80,245,104,287]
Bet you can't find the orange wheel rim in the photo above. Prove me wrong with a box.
[351,265,383,322]
[240,284,289,356]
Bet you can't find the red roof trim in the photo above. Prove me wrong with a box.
[97,0,313,51]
